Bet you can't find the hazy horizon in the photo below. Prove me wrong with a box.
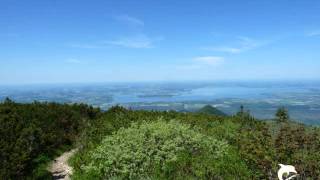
[1,80,320,124]
[1,78,320,86]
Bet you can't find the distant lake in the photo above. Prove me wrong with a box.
[110,81,320,103]
[1,80,320,124]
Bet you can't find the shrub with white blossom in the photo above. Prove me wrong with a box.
[82,120,228,179]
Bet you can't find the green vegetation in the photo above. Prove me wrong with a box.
[0,98,100,179]
[197,105,227,116]
[71,106,320,179]
[80,120,233,179]
[1,100,320,179]
[276,107,290,123]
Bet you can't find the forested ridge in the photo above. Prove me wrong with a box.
[1,100,320,179]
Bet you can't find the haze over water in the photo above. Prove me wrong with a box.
[1,80,320,124]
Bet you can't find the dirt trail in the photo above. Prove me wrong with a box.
[48,149,77,180]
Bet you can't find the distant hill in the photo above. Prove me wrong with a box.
[197,105,227,116]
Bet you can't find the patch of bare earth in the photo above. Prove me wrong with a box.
[48,149,77,180]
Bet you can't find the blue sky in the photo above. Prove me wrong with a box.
[1,0,320,84]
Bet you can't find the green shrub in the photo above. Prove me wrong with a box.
[0,100,101,178]
[79,120,229,179]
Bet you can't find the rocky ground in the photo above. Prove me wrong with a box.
[48,149,77,180]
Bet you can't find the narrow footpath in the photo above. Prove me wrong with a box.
[48,149,77,180]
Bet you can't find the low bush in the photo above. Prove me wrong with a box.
[75,120,243,179]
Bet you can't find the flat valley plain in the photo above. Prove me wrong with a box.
[1,80,320,125]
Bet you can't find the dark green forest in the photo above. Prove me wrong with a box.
[1,100,320,179]
[0,98,101,179]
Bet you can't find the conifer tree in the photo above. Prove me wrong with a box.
[275,107,290,123]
